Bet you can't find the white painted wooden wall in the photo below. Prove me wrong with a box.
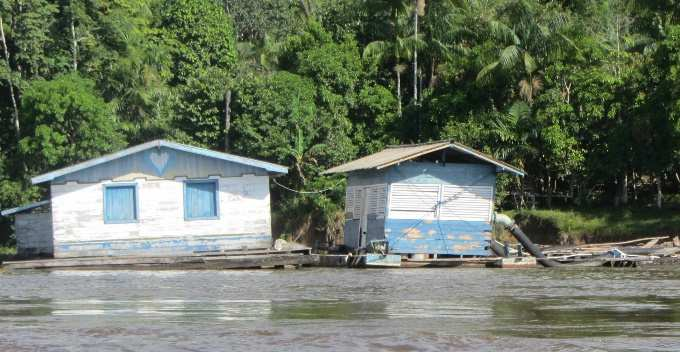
[50,175,272,244]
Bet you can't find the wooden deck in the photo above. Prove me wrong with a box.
[1,248,318,270]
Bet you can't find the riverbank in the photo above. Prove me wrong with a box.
[507,207,680,245]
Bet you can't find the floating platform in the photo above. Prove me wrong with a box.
[490,257,537,268]
[1,248,318,270]
[317,254,502,268]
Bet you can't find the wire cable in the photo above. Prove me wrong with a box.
[272,177,344,194]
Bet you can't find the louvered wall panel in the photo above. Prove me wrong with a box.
[346,184,387,219]
[352,188,363,219]
[373,185,387,217]
[439,185,493,221]
[388,183,439,219]
[345,186,355,216]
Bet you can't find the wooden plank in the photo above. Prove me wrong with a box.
[642,238,660,248]
[2,252,317,270]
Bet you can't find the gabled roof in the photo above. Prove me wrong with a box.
[31,140,288,184]
[322,141,525,176]
[1,200,50,217]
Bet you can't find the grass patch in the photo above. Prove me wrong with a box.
[0,246,17,262]
[505,207,680,244]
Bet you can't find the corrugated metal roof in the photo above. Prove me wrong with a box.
[1,200,50,217]
[322,141,525,176]
[32,140,288,184]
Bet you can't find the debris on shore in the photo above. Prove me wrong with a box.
[539,236,680,267]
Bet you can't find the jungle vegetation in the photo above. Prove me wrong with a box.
[2,0,680,246]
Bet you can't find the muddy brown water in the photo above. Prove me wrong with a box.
[1,267,679,351]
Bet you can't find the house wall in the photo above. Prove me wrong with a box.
[15,212,53,257]
[384,162,495,256]
[50,175,272,258]
[342,161,497,256]
[343,170,388,249]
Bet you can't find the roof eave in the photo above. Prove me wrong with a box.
[31,140,288,184]
[1,200,50,217]
[448,143,525,177]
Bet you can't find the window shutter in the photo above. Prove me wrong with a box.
[185,181,218,219]
[104,185,137,223]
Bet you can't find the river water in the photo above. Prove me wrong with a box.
[1,267,679,351]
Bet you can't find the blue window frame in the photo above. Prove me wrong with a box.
[184,179,219,220]
[103,183,138,223]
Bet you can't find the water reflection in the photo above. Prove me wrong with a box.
[490,295,680,338]
[271,300,387,320]
[0,268,679,351]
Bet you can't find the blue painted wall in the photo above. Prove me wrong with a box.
[53,233,272,258]
[53,147,268,184]
[384,219,491,256]
[385,162,496,186]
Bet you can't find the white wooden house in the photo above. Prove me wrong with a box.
[1,140,287,258]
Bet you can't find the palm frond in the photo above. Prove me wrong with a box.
[363,40,391,63]
[499,45,521,69]
[523,51,537,74]
[476,61,499,83]
[489,20,520,45]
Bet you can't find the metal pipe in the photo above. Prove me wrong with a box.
[493,213,562,268]
[488,240,506,257]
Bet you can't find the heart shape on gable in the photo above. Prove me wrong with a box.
[149,150,170,176]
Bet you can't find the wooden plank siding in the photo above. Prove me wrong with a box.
[50,175,272,258]
[15,212,54,257]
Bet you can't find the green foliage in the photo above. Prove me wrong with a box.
[232,70,354,238]
[18,74,125,172]
[161,0,237,146]
[509,207,680,243]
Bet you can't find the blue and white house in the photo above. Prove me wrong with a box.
[1,140,287,258]
[323,141,524,257]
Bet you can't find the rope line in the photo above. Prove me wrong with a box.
[272,177,344,194]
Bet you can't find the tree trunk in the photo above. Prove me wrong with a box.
[546,174,552,208]
[396,70,402,116]
[428,58,436,89]
[632,171,638,201]
[223,89,231,151]
[656,173,663,209]
[70,14,78,71]
[299,0,312,19]
[621,172,628,205]
[0,16,20,140]
[412,0,418,103]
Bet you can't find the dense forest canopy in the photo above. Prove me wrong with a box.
[1,0,680,246]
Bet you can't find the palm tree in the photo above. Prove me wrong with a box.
[363,0,423,114]
[476,1,572,104]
